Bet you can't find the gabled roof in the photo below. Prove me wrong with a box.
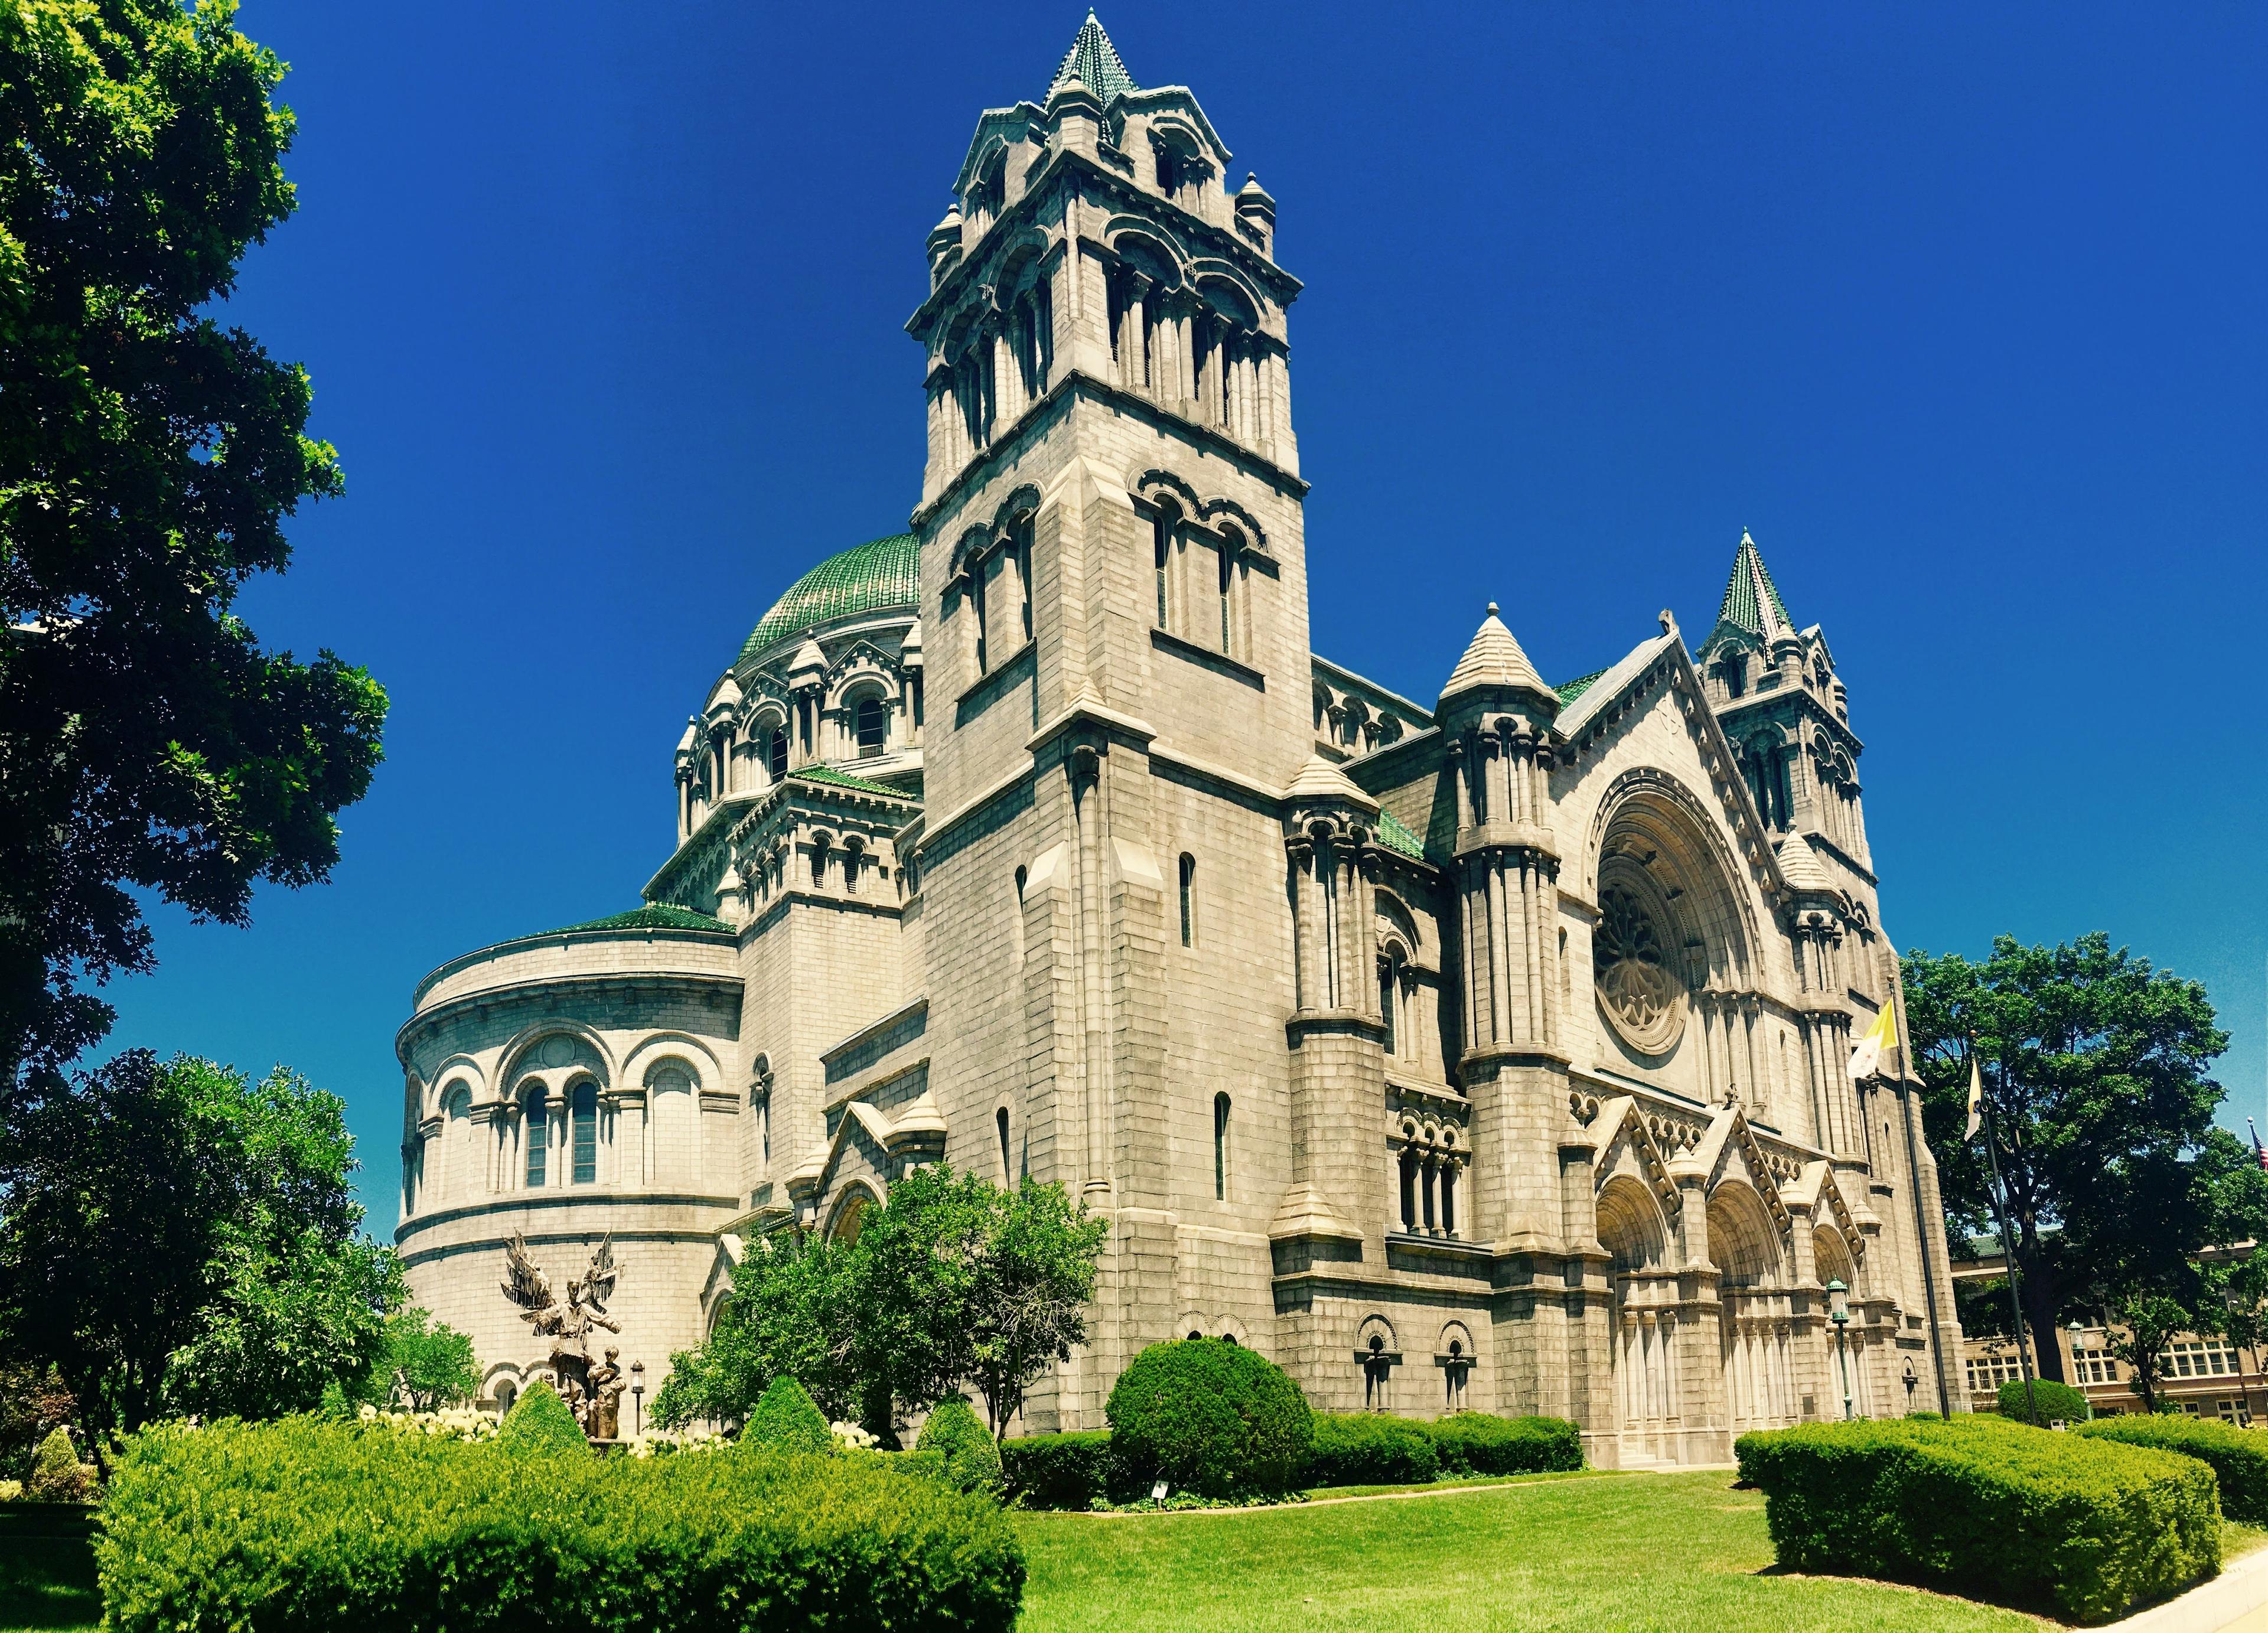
[1048,11,1136,103]
[1715,530,1795,643]
[1554,668,1608,707]
[1552,632,1677,740]
[1376,809,1426,861]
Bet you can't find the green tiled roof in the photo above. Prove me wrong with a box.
[1554,668,1608,706]
[546,904,730,936]
[1716,530,1793,638]
[1376,809,1426,861]
[739,533,920,667]
[791,764,913,799]
[1048,12,1136,103]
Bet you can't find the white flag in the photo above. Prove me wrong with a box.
[1964,1057,1984,1142]
[1847,1004,1898,1081]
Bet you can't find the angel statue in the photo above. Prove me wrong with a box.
[501,1232,624,1429]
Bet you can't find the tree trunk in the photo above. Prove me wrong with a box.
[2017,1244,2068,1383]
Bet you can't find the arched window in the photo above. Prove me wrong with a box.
[1213,1091,1231,1201]
[444,1083,471,1200]
[767,726,788,783]
[1439,1163,1457,1237]
[570,1080,598,1185]
[1379,954,1400,1057]
[1217,527,1240,656]
[997,1107,1013,1184]
[855,696,885,758]
[1178,853,1196,947]
[1152,503,1178,630]
[1399,1148,1419,1234]
[1011,514,1034,643]
[523,1085,550,1188]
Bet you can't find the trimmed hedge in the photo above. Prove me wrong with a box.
[97,1416,1024,1633]
[1306,1413,1439,1487]
[2078,1414,2268,1524]
[1997,1375,2091,1426]
[1428,1413,1584,1476]
[1736,1414,2219,1624]
[1001,1431,1113,1510]
[497,1377,586,1454]
[1107,1340,1312,1499]
[742,1375,834,1454]
[918,1398,1004,1497]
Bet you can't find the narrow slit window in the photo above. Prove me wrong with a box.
[767,728,788,783]
[1178,853,1196,947]
[1379,960,1398,1057]
[997,1107,1013,1184]
[970,566,989,675]
[856,696,886,758]
[1153,507,1174,630]
[1213,1092,1231,1201]
[1217,531,1237,655]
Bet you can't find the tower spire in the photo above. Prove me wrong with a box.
[1048,11,1137,104]
[1715,529,1795,641]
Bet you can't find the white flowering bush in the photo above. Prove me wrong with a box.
[356,1403,499,1442]
[626,1428,731,1459]
[832,1420,879,1451]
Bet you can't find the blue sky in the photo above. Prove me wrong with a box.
[105,4,2267,1223]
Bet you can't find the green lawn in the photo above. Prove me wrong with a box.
[1016,1470,2049,1633]
[0,1536,98,1633]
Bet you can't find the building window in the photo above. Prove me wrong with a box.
[2074,1350,2120,1385]
[524,1087,549,1188]
[1213,1091,1231,1201]
[767,727,788,782]
[1379,956,1400,1056]
[2168,1340,2240,1378]
[998,1107,1013,1184]
[1178,853,1196,947]
[970,564,989,675]
[1439,1163,1456,1237]
[1153,503,1178,630]
[855,696,886,758]
[1012,516,1034,643]
[1399,1148,1419,1234]
[570,1081,598,1185]
[1217,528,1238,656]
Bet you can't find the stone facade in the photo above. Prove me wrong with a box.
[395,15,1966,1462]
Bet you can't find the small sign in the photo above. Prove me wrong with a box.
[1151,1480,1170,1501]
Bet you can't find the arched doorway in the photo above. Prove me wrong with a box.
[1596,1174,1677,1464]
[1710,1181,1794,1431]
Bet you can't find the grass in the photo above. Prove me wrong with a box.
[0,1536,98,1633]
[1016,1469,2050,1632]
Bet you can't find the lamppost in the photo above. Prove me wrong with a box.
[630,1360,646,1439]
[1827,1279,1855,1420]
[2068,1321,2096,1421]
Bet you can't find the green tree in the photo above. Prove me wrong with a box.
[1905,934,2264,1381]
[650,1229,856,1429]
[843,1166,996,1427]
[2105,1290,2204,1414]
[0,0,384,1082]
[967,1178,1109,1438]
[343,1306,477,1413]
[0,1051,399,1430]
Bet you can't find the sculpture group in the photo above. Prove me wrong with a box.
[501,1233,628,1439]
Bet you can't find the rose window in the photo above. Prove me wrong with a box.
[1595,885,1685,1053]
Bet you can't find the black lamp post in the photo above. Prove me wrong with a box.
[630,1360,646,1439]
[1827,1278,1855,1420]
[2068,1321,2095,1422]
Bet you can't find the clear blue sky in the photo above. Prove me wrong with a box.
[102,4,2267,1224]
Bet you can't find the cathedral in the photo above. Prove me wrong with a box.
[395,15,1966,1464]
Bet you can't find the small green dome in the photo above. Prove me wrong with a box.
[739,533,920,667]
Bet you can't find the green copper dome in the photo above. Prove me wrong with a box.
[738,533,920,667]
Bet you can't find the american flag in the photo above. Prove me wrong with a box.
[2250,1119,2267,1175]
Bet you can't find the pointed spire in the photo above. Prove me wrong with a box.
[1715,530,1795,641]
[1441,602,1555,708]
[1048,11,1136,104]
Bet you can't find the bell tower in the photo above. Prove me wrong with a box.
[904,16,1317,1426]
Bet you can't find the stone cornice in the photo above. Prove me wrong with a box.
[398,970,743,1065]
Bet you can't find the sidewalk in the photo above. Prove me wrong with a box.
[2115,1544,2268,1632]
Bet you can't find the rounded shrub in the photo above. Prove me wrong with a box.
[1106,1339,1312,1500]
[28,1426,93,1501]
[1996,1376,2090,1426]
[741,1376,835,1455]
[498,1378,588,1455]
[917,1397,1005,1497]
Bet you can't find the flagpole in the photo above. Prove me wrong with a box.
[1976,1037,2041,1425]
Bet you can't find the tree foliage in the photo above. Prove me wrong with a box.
[0,1051,399,1430]
[0,0,384,1080]
[343,1307,478,1413]
[654,1168,1106,1442]
[1905,933,2265,1381]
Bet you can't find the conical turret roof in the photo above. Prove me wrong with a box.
[1441,603,1555,706]
[1716,530,1795,642]
[1048,11,1136,104]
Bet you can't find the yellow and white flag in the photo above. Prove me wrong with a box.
[1963,1056,1984,1142]
[1847,1004,1898,1081]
